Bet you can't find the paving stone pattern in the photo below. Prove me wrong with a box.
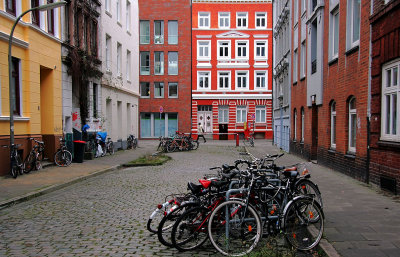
[0,144,250,257]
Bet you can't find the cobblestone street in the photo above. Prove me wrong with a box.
[0,143,244,257]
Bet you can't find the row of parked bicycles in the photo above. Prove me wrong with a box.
[157,132,199,153]
[3,133,138,179]
[146,152,324,256]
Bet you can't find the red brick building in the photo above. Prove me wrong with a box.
[291,0,371,182]
[191,0,273,140]
[138,0,191,138]
[370,0,400,194]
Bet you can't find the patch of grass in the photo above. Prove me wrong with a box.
[122,154,171,167]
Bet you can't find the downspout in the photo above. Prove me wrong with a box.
[366,1,374,184]
[272,0,275,146]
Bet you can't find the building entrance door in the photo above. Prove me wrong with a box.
[219,124,228,140]
[198,112,213,133]
[311,104,318,161]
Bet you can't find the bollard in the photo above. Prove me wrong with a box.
[236,133,239,146]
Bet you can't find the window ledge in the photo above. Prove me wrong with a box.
[0,116,30,121]
[127,31,131,36]
[377,140,400,149]
[117,21,122,27]
[105,10,112,18]
[168,96,178,98]
[345,45,359,56]
[293,81,298,86]
[328,148,336,154]
[328,57,338,66]
[345,152,356,159]
[127,80,131,84]
[300,76,306,81]
[140,96,150,99]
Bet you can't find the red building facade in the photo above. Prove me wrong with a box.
[191,0,273,140]
[370,0,400,194]
[138,0,191,138]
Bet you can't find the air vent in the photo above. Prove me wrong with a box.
[380,176,397,194]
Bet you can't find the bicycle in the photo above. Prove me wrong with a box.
[54,137,72,167]
[207,166,324,256]
[127,134,138,149]
[243,132,254,147]
[105,137,114,155]
[24,138,44,172]
[2,144,24,178]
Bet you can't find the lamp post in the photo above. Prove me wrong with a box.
[8,1,66,165]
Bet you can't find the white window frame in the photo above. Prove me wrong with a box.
[254,40,267,60]
[105,0,111,13]
[331,102,337,148]
[255,106,266,123]
[197,40,211,60]
[218,71,231,90]
[198,12,210,28]
[140,82,150,98]
[168,52,178,75]
[117,42,122,76]
[154,82,164,98]
[168,20,178,45]
[294,0,298,25]
[330,7,339,60]
[105,34,111,71]
[140,20,150,44]
[218,40,231,60]
[235,40,248,60]
[140,51,150,75]
[126,1,131,33]
[218,106,229,124]
[254,71,267,89]
[236,106,247,123]
[300,41,306,79]
[346,0,360,49]
[255,12,267,29]
[348,97,357,153]
[154,20,164,44]
[116,0,121,23]
[126,50,131,81]
[219,12,230,29]
[154,51,164,75]
[301,108,305,142]
[236,71,248,90]
[236,12,248,29]
[381,59,400,142]
[168,82,178,98]
[197,71,211,91]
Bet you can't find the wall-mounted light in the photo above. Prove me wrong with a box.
[311,94,316,104]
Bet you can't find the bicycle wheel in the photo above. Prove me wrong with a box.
[208,200,262,256]
[55,150,72,167]
[191,141,199,150]
[294,179,323,209]
[24,151,36,173]
[250,137,254,147]
[166,142,176,153]
[10,161,18,178]
[132,138,138,149]
[158,202,198,247]
[108,142,115,155]
[283,197,324,251]
[171,206,210,251]
[147,209,164,234]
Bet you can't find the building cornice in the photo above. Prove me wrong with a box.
[0,31,29,48]
[192,0,272,3]
[192,93,272,100]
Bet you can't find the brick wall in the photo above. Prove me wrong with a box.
[370,0,400,193]
[138,0,192,136]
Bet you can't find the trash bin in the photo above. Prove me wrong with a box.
[73,140,86,163]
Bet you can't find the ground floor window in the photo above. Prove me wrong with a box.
[236,106,247,123]
[255,105,266,123]
[140,112,178,138]
[218,106,229,123]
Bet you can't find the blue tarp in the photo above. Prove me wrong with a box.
[97,132,107,142]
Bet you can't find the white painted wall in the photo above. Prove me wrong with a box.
[100,0,139,144]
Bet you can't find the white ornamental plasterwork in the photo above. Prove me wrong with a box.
[216,31,250,38]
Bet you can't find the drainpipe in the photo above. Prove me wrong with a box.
[366,4,373,184]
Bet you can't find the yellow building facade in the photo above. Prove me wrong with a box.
[0,1,63,175]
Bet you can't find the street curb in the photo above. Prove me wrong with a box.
[0,165,122,210]
[242,146,341,257]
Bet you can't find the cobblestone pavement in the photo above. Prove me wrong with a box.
[0,144,251,257]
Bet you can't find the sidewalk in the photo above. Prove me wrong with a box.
[0,141,157,209]
[248,140,400,257]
